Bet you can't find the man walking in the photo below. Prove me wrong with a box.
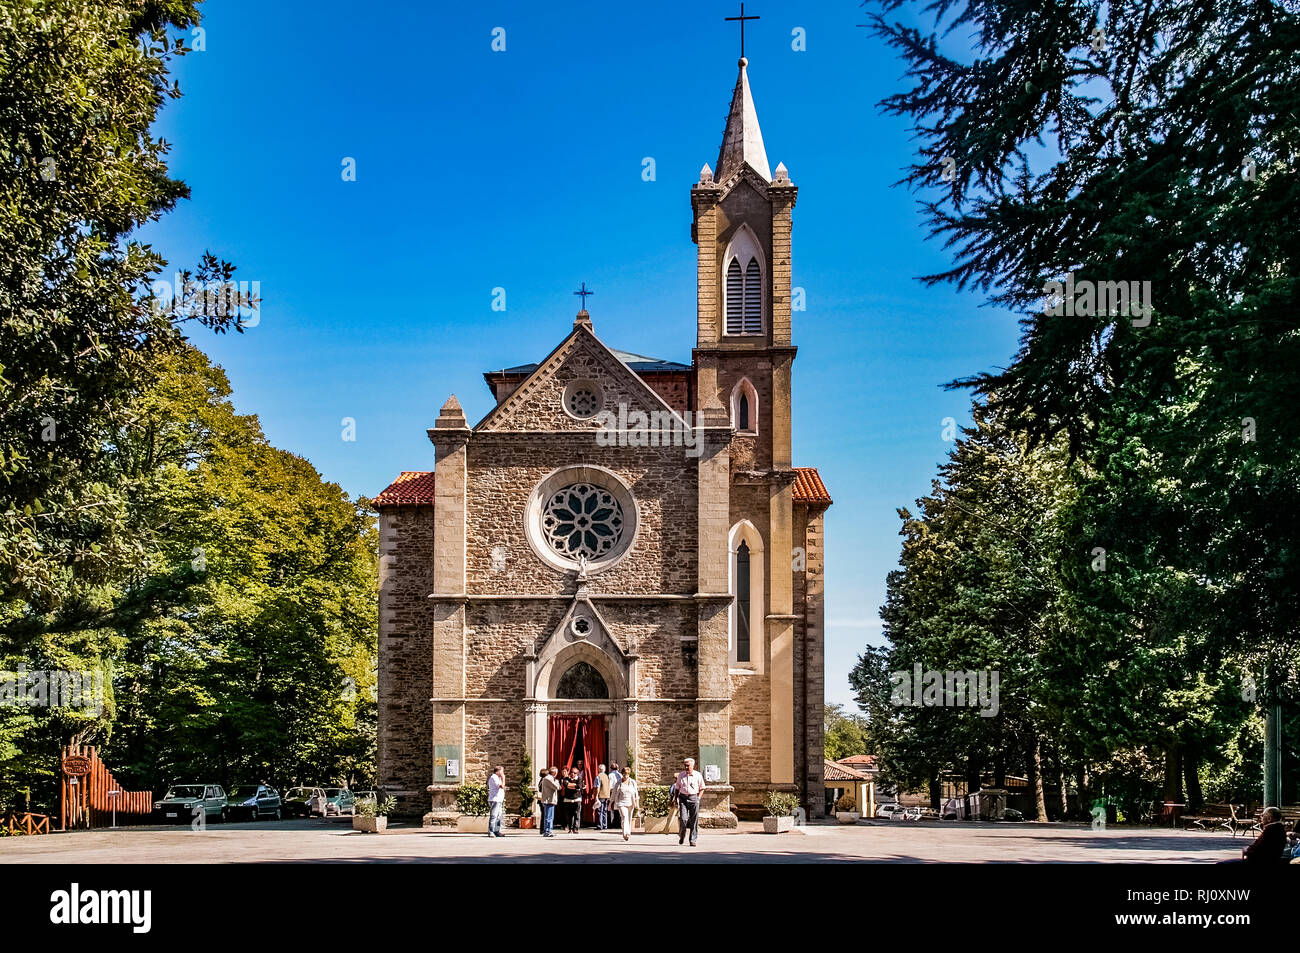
[538,767,559,837]
[675,757,706,847]
[594,764,612,831]
[487,765,506,838]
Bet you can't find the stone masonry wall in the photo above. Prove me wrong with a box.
[376,506,435,817]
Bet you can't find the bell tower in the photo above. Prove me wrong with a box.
[692,55,800,786]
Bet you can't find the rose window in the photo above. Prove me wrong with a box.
[565,387,601,418]
[541,483,624,560]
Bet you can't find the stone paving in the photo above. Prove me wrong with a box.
[0,817,1247,863]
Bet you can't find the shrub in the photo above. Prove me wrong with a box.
[764,791,799,817]
[455,783,489,816]
[835,794,857,813]
[640,785,673,818]
[518,748,536,816]
[356,795,396,817]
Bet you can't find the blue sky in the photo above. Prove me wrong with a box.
[140,1,1021,712]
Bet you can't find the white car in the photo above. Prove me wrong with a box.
[900,806,924,821]
[875,803,905,819]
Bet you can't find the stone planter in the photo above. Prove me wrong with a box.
[641,814,680,834]
[763,815,795,834]
[353,815,388,833]
[836,812,861,825]
[457,816,490,833]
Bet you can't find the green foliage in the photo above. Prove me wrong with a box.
[0,346,379,811]
[356,795,395,818]
[518,748,535,815]
[863,0,1300,807]
[455,783,488,816]
[0,0,246,603]
[824,703,870,763]
[764,791,798,817]
[639,785,672,818]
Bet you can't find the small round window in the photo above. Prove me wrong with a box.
[563,380,603,419]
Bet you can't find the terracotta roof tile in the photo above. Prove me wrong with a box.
[824,759,871,782]
[792,467,832,506]
[838,754,878,768]
[374,471,436,507]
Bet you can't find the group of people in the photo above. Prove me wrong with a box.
[535,760,636,838]
[484,756,708,845]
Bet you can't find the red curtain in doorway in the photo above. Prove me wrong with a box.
[547,714,607,823]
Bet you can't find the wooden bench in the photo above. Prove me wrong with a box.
[1181,803,1249,835]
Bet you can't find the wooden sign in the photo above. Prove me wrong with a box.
[62,755,92,777]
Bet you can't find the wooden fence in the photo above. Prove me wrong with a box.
[59,744,155,829]
[3,812,50,835]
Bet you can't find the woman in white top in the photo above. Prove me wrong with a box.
[611,772,640,841]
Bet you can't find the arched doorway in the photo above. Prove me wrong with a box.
[548,661,610,824]
[531,629,632,825]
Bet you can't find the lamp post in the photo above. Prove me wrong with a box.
[107,790,120,829]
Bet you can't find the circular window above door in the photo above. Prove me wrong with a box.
[525,466,637,574]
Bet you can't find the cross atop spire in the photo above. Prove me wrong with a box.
[573,282,594,309]
[725,2,760,59]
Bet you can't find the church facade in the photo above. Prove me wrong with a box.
[374,58,831,824]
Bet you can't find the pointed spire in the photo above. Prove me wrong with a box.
[716,57,771,183]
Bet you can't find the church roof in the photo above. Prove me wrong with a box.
[716,57,771,183]
[487,348,690,378]
[792,467,832,506]
[372,471,436,507]
[375,466,832,509]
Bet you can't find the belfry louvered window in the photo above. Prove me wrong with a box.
[724,255,763,336]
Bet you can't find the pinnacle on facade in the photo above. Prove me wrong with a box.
[715,57,771,183]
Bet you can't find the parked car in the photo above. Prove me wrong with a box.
[283,786,327,818]
[876,802,905,819]
[322,787,357,816]
[154,784,227,823]
[1002,807,1026,821]
[901,806,924,821]
[226,784,283,821]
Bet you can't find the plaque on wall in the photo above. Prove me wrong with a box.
[735,725,753,746]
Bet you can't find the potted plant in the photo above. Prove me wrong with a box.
[455,782,490,832]
[835,793,861,824]
[353,794,395,833]
[763,791,799,833]
[638,784,679,834]
[517,748,537,829]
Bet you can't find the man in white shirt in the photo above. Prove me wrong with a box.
[674,757,706,847]
[487,765,506,837]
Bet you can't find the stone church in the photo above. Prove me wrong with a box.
[374,57,831,824]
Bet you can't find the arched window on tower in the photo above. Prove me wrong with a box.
[723,227,764,337]
[730,378,759,435]
[736,542,751,663]
[728,520,765,672]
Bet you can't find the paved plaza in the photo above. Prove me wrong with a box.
[0,817,1248,864]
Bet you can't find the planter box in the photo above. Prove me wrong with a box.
[836,812,861,825]
[457,816,490,833]
[641,815,680,834]
[763,815,794,834]
[353,815,388,833]
[518,815,536,829]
